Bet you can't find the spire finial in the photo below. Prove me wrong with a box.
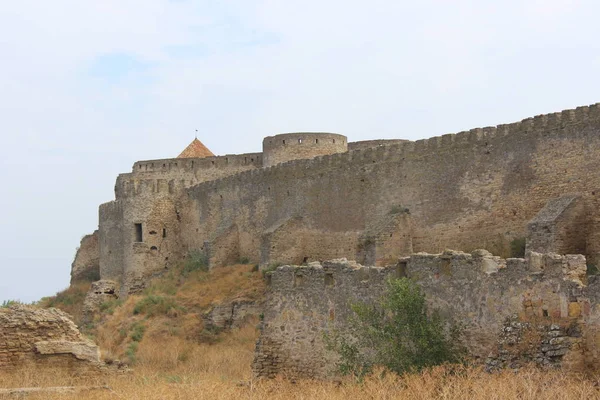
[195,129,198,139]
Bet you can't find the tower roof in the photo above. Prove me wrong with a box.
[177,138,215,158]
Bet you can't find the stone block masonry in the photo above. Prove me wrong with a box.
[0,305,102,372]
[253,252,596,379]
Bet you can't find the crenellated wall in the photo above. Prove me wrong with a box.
[180,103,600,272]
[253,252,594,379]
[97,102,600,295]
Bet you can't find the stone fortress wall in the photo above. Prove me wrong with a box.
[253,252,595,379]
[181,104,600,273]
[96,104,600,296]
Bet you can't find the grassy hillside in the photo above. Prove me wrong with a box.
[38,263,266,366]
[6,263,599,399]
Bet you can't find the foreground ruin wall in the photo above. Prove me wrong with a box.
[253,252,597,379]
[0,305,102,372]
[183,104,600,271]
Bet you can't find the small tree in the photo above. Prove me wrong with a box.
[328,278,464,377]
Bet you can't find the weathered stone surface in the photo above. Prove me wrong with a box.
[35,340,100,363]
[82,280,118,324]
[253,252,599,379]
[0,386,110,396]
[486,319,584,371]
[203,299,262,331]
[0,305,102,372]
[71,230,100,283]
[526,195,587,257]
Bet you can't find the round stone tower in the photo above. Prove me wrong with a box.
[262,132,348,167]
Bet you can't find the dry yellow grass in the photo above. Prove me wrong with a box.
[15,264,598,399]
[37,281,91,325]
[92,264,265,362]
[1,329,599,400]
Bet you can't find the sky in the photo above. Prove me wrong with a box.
[1,0,599,303]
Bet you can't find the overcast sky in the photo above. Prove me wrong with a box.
[1,0,599,303]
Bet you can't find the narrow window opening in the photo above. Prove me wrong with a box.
[294,274,305,287]
[325,273,334,287]
[283,140,286,145]
[316,138,319,144]
[211,160,215,165]
[163,163,166,168]
[225,158,229,164]
[162,228,167,238]
[543,309,549,317]
[333,139,336,144]
[139,165,142,169]
[135,223,143,242]
[150,246,158,251]
[302,256,308,264]
[251,158,254,162]
[245,157,247,164]
[191,161,194,168]
[149,230,157,235]
[397,261,408,278]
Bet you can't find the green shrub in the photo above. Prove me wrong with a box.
[587,264,599,276]
[239,257,250,265]
[99,299,123,315]
[1,300,21,308]
[126,342,139,364]
[326,278,464,377]
[183,250,209,275]
[133,295,183,317]
[261,263,281,279]
[510,237,527,258]
[130,322,146,342]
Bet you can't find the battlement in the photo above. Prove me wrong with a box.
[132,152,262,174]
[185,102,600,198]
[262,132,348,167]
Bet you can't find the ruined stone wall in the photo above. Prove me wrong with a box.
[253,252,594,379]
[183,104,600,270]
[262,133,348,167]
[71,231,100,283]
[0,305,101,372]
